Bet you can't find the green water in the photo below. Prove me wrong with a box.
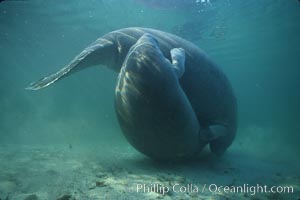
[0,0,299,199]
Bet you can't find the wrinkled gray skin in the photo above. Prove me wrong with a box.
[27,27,237,161]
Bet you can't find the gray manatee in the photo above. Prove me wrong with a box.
[26,27,237,160]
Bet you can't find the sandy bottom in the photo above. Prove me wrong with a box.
[0,142,299,200]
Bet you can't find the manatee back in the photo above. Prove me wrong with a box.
[115,34,201,160]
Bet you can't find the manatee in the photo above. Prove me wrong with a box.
[115,34,201,160]
[26,27,237,160]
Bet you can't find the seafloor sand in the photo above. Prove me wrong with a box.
[0,142,299,200]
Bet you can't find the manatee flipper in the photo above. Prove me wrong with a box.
[198,124,230,155]
[170,48,185,78]
[199,125,225,141]
[200,124,234,156]
[26,39,115,90]
[209,129,235,156]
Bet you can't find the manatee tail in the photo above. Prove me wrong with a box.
[26,39,115,90]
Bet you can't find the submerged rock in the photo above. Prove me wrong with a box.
[96,181,107,187]
[24,194,38,200]
[57,194,72,200]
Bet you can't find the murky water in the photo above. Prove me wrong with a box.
[0,0,299,199]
